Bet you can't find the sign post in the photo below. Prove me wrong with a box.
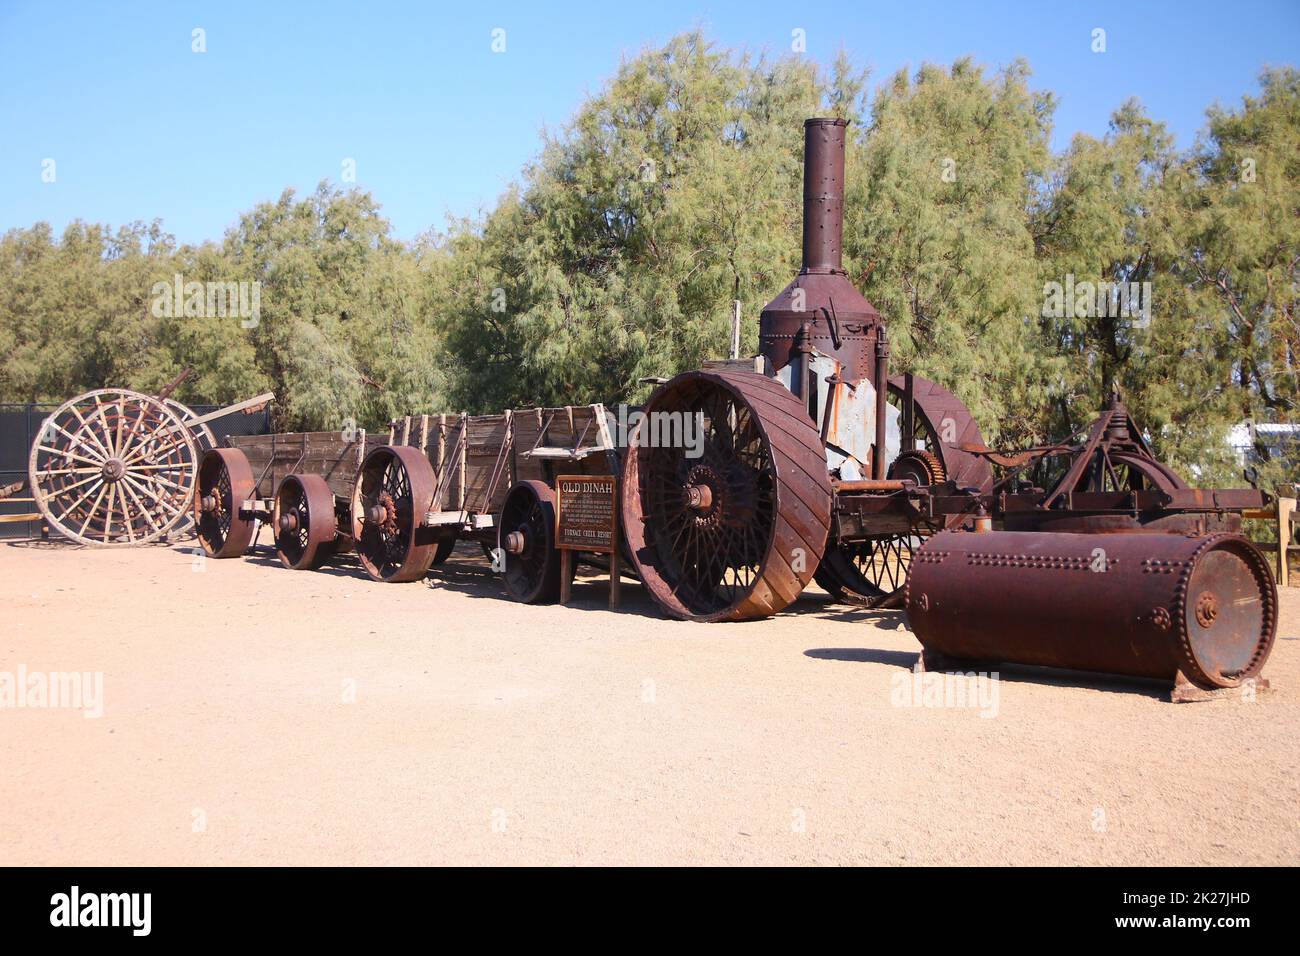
[555,475,620,608]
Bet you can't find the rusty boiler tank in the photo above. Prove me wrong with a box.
[906,529,1276,693]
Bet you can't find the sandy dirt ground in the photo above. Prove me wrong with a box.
[0,536,1296,866]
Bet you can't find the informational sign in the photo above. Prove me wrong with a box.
[555,475,618,553]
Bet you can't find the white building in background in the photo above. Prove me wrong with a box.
[1228,421,1300,467]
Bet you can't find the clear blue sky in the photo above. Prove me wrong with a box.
[2,0,1297,245]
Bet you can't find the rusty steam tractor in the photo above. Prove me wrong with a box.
[149,118,1275,697]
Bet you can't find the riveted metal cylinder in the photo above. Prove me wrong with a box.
[906,530,1276,689]
[801,117,847,274]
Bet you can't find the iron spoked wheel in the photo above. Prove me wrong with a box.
[28,388,198,547]
[498,480,566,603]
[816,376,992,607]
[621,370,832,621]
[350,445,438,583]
[430,535,457,565]
[816,449,947,607]
[194,447,256,557]
[814,522,942,607]
[273,473,338,571]
[887,374,992,494]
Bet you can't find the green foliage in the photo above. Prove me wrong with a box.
[0,35,1295,494]
[845,58,1061,445]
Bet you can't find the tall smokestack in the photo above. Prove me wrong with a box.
[801,117,847,274]
[759,118,882,387]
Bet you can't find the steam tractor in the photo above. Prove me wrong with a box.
[619,118,1276,697]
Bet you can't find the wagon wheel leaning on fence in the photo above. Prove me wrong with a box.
[27,389,199,547]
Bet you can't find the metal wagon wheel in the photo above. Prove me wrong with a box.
[815,450,945,607]
[498,480,573,603]
[28,388,198,547]
[621,369,832,622]
[814,375,993,608]
[194,447,257,557]
[273,473,338,571]
[350,445,439,583]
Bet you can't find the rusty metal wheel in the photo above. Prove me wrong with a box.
[888,374,993,494]
[430,534,457,565]
[29,388,198,547]
[816,376,991,607]
[815,450,946,606]
[621,369,832,621]
[498,480,567,603]
[194,447,256,557]
[350,445,438,583]
[273,473,337,570]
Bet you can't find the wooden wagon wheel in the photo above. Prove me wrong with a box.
[194,447,257,557]
[815,375,993,608]
[350,445,439,583]
[165,398,217,454]
[28,388,198,547]
[163,398,216,536]
[273,473,338,571]
[621,369,832,621]
[498,479,573,603]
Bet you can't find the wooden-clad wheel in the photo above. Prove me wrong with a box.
[621,369,832,621]
[350,445,438,583]
[816,375,992,608]
[273,473,338,571]
[194,447,256,557]
[28,388,198,547]
[498,480,566,603]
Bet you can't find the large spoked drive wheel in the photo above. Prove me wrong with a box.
[621,369,832,621]
[350,445,438,583]
[273,473,338,570]
[194,448,257,557]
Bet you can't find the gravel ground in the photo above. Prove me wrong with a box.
[1,537,1296,866]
